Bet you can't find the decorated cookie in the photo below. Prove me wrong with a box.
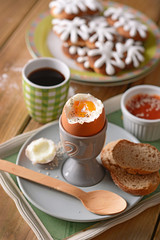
[88,41,125,75]
[104,7,148,41]
[116,39,145,68]
[114,18,148,41]
[76,55,92,71]
[85,16,117,48]
[50,3,148,76]
[49,0,103,20]
[104,7,135,26]
[52,17,89,46]
[62,43,78,59]
[62,43,88,59]
[62,44,92,71]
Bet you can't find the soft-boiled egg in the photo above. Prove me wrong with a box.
[61,93,106,136]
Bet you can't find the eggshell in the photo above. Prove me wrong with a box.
[25,138,56,164]
[61,107,106,137]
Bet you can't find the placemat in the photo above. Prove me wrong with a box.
[0,95,160,240]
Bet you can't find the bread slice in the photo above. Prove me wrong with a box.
[101,157,160,195]
[101,139,160,174]
[110,165,160,196]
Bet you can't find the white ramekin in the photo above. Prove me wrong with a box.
[121,85,160,141]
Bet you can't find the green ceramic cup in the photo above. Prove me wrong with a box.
[22,57,70,123]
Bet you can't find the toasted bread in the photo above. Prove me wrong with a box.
[102,156,160,195]
[101,139,160,195]
[111,166,160,196]
[101,139,160,174]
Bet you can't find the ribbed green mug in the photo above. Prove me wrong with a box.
[22,57,70,123]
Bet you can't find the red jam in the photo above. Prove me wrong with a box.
[126,94,160,120]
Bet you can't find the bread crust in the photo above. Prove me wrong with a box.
[101,139,160,195]
[110,168,160,196]
[102,156,160,195]
[101,139,160,174]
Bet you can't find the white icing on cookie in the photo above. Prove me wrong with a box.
[77,56,90,69]
[104,7,135,21]
[88,41,125,75]
[116,39,145,67]
[49,0,103,15]
[87,16,117,43]
[69,46,78,55]
[52,17,89,43]
[114,18,148,38]
[69,46,90,69]
[85,0,103,12]
[63,45,90,69]
[50,0,86,14]
[68,46,89,56]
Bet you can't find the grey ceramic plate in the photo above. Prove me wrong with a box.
[17,122,142,222]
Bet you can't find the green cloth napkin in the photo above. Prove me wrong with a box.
[5,110,160,240]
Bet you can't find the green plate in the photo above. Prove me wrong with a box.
[26,1,160,85]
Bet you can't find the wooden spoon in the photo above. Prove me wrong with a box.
[0,160,127,215]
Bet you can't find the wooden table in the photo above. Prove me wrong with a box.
[0,0,160,239]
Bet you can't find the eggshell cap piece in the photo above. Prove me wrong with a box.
[25,138,56,164]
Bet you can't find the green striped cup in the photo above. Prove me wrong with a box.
[22,57,70,123]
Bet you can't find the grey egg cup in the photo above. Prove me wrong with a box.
[59,117,107,187]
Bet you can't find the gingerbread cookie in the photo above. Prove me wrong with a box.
[85,16,117,48]
[62,43,76,59]
[104,7,135,26]
[114,18,148,41]
[104,7,148,41]
[50,3,147,76]
[62,44,92,71]
[76,55,92,71]
[52,17,89,46]
[116,39,145,68]
[88,41,125,75]
[49,0,103,20]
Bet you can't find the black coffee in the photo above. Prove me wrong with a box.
[28,68,65,86]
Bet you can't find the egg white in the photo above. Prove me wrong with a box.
[64,93,104,124]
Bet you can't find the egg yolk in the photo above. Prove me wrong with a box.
[61,93,106,137]
[73,100,96,118]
